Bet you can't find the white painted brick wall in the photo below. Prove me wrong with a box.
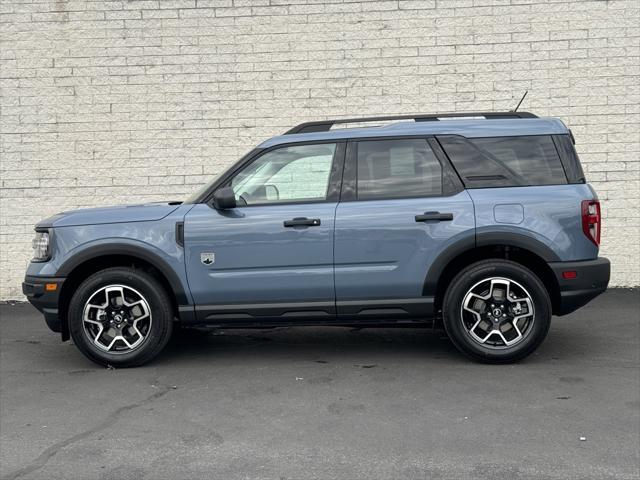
[1,0,639,299]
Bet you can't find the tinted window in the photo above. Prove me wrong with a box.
[553,134,585,184]
[356,139,442,199]
[231,143,336,205]
[438,135,567,188]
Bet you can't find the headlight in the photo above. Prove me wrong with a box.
[32,230,51,262]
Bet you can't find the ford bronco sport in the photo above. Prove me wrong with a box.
[23,112,610,367]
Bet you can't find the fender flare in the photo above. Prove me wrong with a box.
[476,231,560,262]
[423,231,561,297]
[57,243,190,305]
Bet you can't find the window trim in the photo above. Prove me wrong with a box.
[340,135,463,203]
[204,140,346,208]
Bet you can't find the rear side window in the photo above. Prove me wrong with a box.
[356,139,442,199]
[438,135,567,188]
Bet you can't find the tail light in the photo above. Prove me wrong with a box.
[581,200,601,246]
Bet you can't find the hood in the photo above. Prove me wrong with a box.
[36,202,182,228]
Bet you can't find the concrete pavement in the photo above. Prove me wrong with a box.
[1,289,638,479]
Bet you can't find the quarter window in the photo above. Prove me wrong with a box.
[356,139,443,199]
[231,143,336,205]
[438,135,567,187]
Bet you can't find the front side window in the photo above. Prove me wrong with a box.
[356,139,443,199]
[230,143,336,205]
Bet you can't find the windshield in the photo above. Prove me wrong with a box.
[183,175,218,204]
[183,149,259,204]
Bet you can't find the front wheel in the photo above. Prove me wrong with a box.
[68,267,174,367]
[442,259,551,364]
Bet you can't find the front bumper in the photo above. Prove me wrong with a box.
[548,257,610,316]
[22,276,65,333]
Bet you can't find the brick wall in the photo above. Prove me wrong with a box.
[1,0,639,299]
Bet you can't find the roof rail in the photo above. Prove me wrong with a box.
[284,111,538,135]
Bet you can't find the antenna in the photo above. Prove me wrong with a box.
[513,91,528,112]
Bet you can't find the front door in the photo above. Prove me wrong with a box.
[184,141,344,323]
[334,137,475,319]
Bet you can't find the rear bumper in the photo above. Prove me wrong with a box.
[548,257,610,316]
[22,276,65,333]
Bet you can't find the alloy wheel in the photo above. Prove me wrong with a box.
[82,285,152,353]
[460,277,535,349]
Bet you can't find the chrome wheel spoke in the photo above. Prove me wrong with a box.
[105,286,125,302]
[482,329,500,344]
[123,298,144,308]
[119,335,134,349]
[86,302,107,310]
[82,284,152,354]
[471,327,494,344]
[488,279,510,298]
[103,334,120,351]
[90,326,105,345]
[83,316,103,325]
[496,329,515,346]
[131,324,145,341]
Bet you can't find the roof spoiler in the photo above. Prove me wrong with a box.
[284,111,538,135]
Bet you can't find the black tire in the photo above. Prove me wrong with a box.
[68,267,173,367]
[442,259,551,364]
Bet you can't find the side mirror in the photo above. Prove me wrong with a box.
[265,184,279,201]
[212,187,237,210]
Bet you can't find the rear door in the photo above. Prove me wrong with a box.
[333,137,475,320]
[184,141,345,323]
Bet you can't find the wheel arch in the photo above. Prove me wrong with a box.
[425,234,561,315]
[57,244,190,340]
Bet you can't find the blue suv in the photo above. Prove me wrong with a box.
[23,112,610,367]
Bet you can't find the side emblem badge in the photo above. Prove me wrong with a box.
[200,252,215,265]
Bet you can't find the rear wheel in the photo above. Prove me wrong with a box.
[68,267,173,367]
[442,259,551,363]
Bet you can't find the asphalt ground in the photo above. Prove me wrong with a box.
[1,289,638,480]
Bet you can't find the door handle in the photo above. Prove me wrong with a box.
[415,211,454,222]
[284,217,321,227]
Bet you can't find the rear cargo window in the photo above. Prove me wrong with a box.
[438,135,568,188]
